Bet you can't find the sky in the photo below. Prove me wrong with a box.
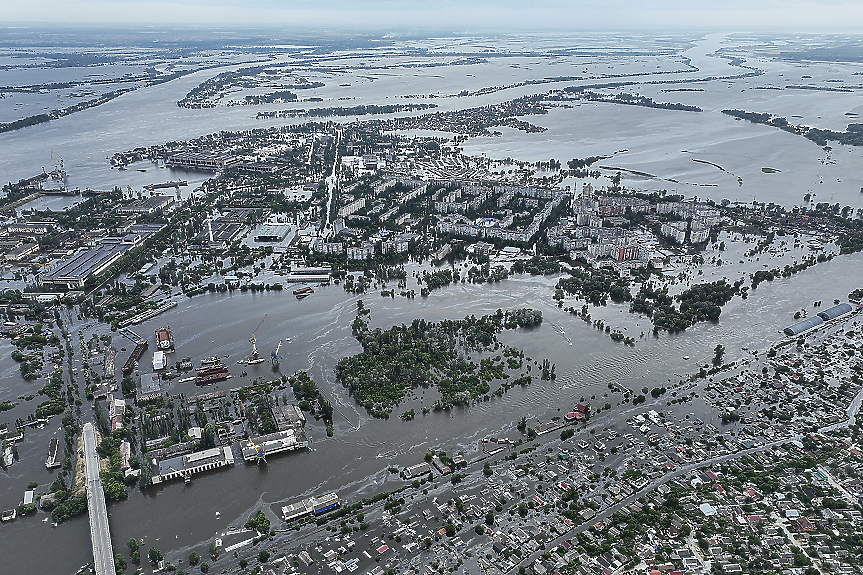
[2,0,862,31]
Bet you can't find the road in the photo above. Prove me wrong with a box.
[83,422,117,575]
[521,385,863,571]
[322,129,341,236]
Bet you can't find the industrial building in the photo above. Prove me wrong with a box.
[116,195,175,215]
[783,302,854,336]
[166,150,240,171]
[150,445,235,484]
[783,316,824,336]
[817,303,853,321]
[403,462,431,479]
[240,428,308,462]
[193,220,244,251]
[38,243,130,289]
[272,404,306,431]
[281,492,340,521]
[254,224,292,242]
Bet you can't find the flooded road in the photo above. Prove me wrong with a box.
[1,245,861,574]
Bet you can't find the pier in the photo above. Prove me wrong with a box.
[82,422,117,575]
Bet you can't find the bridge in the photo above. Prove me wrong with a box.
[83,422,117,575]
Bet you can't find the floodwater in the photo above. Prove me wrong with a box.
[1,33,861,211]
[2,32,863,573]
[2,245,862,574]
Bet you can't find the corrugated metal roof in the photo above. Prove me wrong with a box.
[817,303,852,321]
[783,316,823,336]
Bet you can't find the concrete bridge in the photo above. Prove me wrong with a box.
[83,422,117,575]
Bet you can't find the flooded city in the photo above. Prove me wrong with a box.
[1,22,862,575]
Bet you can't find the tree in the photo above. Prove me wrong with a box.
[245,509,270,535]
[114,553,127,573]
[258,549,270,562]
[187,552,199,566]
[200,562,209,573]
[713,344,725,367]
[485,510,494,525]
[445,523,456,537]
[148,547,163,565]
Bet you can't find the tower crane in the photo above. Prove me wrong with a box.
[249,313,267,360]
[271,339,282,367]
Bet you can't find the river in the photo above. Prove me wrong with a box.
[2,32,863,572]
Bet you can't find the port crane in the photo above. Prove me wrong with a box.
[249,314,267,360]
[248,436,266,463]
[271,339,282,367]
[49,149,67,180]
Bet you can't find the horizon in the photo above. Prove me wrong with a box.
[2,0,863,33]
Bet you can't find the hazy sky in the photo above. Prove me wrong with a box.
[3,0,862,31]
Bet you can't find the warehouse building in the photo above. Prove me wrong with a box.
[817,303,853,321]
[783,316,824,336]
[166,150,240,171]
[39,243,130,289]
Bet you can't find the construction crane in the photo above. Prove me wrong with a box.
[249,314,267,360]
[271,339,282,367]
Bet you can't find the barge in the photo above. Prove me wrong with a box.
[196,357,230,385]
[122,339,149,375]
[155,326,175,353]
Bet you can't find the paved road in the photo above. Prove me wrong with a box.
[522,385,863,570]
[83,422,117,575]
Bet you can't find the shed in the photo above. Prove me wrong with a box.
[817,303,852,321]
[783,316,823,336]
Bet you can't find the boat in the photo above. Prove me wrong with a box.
[144,180,187,191]
[293,286,314,296]
[196,371,231,385]
[1,509,16,522]
[152,351,167,371]
[46,438,61,468]
[155,326,175,353]
[247,358,265,365]
[196,357,231,385]
[199,357,223,369]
